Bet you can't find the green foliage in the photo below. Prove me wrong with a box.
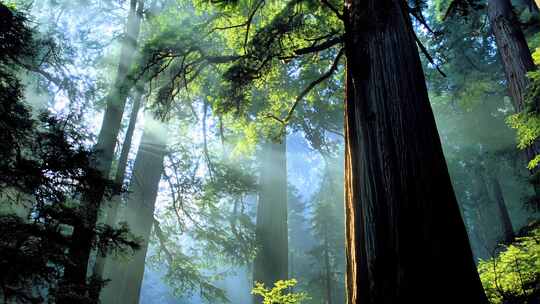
[478,225,540,304]
[507,112,540,150]
[251,279,310,304]
[1,1,17,9]
[507,47,540,169]
[527,48,540,111]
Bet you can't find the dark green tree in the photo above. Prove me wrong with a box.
[0,4,139,302]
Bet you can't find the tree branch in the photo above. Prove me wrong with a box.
[267,48,344,127]
[413,33,447,77]
[293,36,343,56]
[153,218,174,265]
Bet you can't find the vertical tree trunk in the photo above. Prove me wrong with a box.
[252,138,288,302]
[101,115,168,304]
[488,0,539,167]
[61,0,145,296]
[490,176,515,243]
[92,88,144,281]
[343,1,487,303]
[323,223,333,304]
[471,166,495,260]
[475,165,506,256]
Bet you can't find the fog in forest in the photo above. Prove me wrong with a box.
[1,0,540,303]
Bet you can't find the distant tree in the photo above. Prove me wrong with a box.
[93,87,145,281]
[101,84,169,304]
[307,160,344,304]
[253,137,288,303]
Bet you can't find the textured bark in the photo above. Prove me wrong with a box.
[61,0,144,295]
[101,116,168,304]
[489,0,535,111]
[252,138,288,302]
[343,1,487,303]
[490,176,515,243]
[488,0,539,163]
[93,89,144,280]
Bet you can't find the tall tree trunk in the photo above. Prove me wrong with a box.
[488,0,540,169]
[474,165,502,257]
[252,138,288,302]
[323,223,333,304]
[92,88,144,281]
[61,0,144,297]
[490,176,515,243]
[342,1,487,303]
[101,115,168,304]
[470,166,495,260]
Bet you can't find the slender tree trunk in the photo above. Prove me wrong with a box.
[61,0,144,297]
[323,224,332,304]
[470,167,495,260]
[101,115,168,304]
[120,119,167,304]
[342,1,487,303]
[488,0,540,169]
[252,138,288,302]
[475,165,502,255]
[466,211,489,261]
[92,88,144,280]
[490,176,515,243]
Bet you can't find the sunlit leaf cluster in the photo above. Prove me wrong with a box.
[252,279,310,304]
[478,226,540,304]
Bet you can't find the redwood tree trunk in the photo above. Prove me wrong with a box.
[471,166,495,260]
[61,0,144,296]
[252,138,288,302]
[92,88,144,280]
[490,176,514,243]
[488,0,539,164]
[101,116,168,304]
[343,1,487,303]
[323,224,333,304]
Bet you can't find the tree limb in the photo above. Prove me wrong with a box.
[267,48,344,127]
[293,36,343,56]
[153,217,174,265]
